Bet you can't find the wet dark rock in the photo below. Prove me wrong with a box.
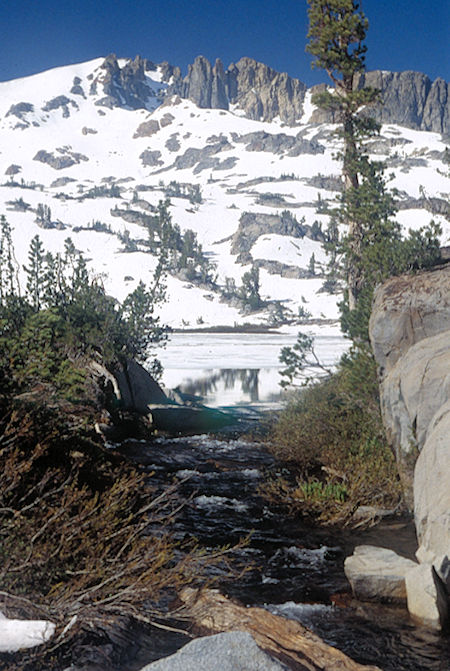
[147,404,235,433]
[113,359,169,413]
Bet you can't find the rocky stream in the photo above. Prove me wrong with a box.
[118,423,450,671]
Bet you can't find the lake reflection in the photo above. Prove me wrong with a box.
[159,331,349,409]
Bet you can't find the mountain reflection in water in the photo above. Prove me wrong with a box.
[159,332,350,409]
[177,368,275,404]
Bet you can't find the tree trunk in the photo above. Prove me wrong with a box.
[181,587,382,671]
[342,96,363,312]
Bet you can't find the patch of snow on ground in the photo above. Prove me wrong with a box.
[0,613,55,652]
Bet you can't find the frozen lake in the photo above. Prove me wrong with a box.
[158,331,349,408]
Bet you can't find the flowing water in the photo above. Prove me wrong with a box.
[121,431,449,671]
[124,333,450,670]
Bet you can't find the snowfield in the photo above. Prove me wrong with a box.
[0,57,449,331]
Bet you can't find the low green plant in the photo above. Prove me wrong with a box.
[296,478,348,503]
[267,349,402,524]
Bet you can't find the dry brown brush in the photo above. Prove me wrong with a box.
[0,395,231,670]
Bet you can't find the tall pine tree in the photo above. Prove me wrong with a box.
[307,0,380,310]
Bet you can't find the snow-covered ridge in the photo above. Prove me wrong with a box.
[0,56,449,330]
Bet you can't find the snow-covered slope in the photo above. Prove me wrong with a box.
[1,56,449,330]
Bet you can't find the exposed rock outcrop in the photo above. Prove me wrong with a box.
[231,211,309,263]
[85,55,449,131]
[358,71,450,135]
[93,54,164,110]
[42,95,79,117]
[226,57,307,124]
[166,56,307,124]
[311,70,450,134]
[90,359,233,435]
[369,265,450,376]
[33,148,89,170]
[0,613,55,652]
[133,119,160,138]
[405,563,449,630]
[367,265,450,629]
[112,359,169,413]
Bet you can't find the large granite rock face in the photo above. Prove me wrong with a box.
[311,70,450,134]
[414,399,450,581]
[167,55,307,124]
[139,631,288,671]
[357,71,450,134]
[405,563,449,630]
[376,331,450,474]
[368,265,450,629]
[226,57,307,124]
[369,265,450,376]
[89,55,449,131]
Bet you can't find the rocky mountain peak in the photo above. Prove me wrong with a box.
[310,69,450,134]
[82,54,449,133]
[229,57,307,124]
[91,54,164,111]
[166,55,307,124]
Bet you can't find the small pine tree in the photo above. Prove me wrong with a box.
[24,235,45,311]
[240,265,263,310]
[0,216,19,301]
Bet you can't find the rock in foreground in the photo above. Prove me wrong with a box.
[139,631,289,671]
[344,545,417,604]
[367,265,450,629]
[405,563,449,631]
[178,587,381,671]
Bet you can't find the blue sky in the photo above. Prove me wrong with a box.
[1,0,448,85]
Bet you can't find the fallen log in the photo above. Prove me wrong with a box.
[180,588,381,671]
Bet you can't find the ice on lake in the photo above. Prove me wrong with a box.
[158,331,349,408]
